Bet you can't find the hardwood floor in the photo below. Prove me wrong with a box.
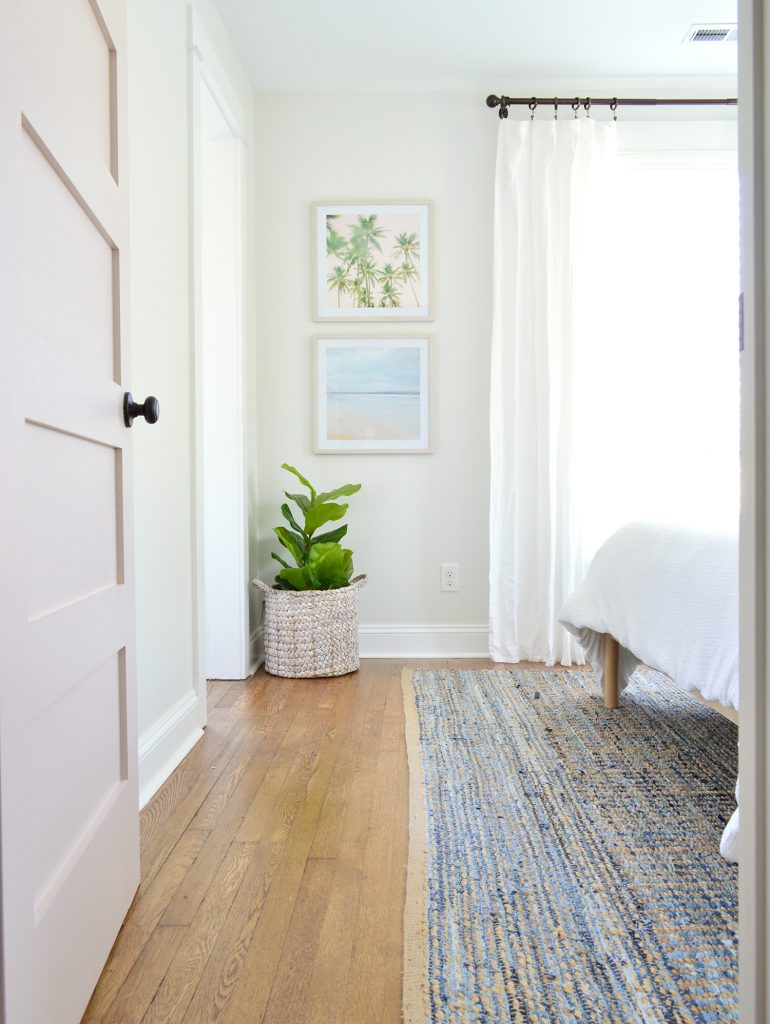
[83,658,489,1024]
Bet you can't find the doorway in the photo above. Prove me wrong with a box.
[192,41,249,687]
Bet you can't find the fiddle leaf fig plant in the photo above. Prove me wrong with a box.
[271,464,361,591]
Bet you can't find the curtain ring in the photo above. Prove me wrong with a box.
[610,98,618,122]
[572,97,580,119]
[529,98,537,121]
[553,97,558,121]
[499,98,509,120]
[584,97,592,118]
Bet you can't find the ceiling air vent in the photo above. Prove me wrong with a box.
[683,23,737,43]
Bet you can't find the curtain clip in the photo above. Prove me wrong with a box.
[553,97,558,121]
[584,97,591,119]
[572,97,580,119]
[610,98,618,122]
[529,98,537,121]
[499,98,509,120]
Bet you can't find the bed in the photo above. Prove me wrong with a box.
[558,522,739,861]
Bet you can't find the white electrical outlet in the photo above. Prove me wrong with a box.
[441,563,460,592]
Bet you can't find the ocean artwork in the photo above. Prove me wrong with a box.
[326,346,420,441]
[314,336,431,453]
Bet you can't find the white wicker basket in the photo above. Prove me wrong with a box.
[252,574,367,678]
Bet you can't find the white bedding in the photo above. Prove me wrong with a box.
[558,522,739,860]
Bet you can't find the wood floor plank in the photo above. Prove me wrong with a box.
[140,765,227,889]
[257,669,388,1023]
[82,828,209,1022]
[175,706,242,775]
[141,681,294,892]
[101,926,188,1024]
[142,842,258,1024]
[236,688,340,843]
[342,669,405,1024]
[85,683,297,1019]
[140,770,199,852]
[308,671,376,859]
[215,682,251,709]
[260,858,336,1024]
[206,680,240,710]
[182,715,339,1024]
[83,662,411,1024]
[380,728,410,1023]
[160,692,305,927]
[301,762,384,1016]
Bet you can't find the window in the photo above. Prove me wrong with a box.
[576,150,740,558]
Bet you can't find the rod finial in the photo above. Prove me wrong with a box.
[486,94,501,109]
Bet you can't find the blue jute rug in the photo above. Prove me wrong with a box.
[401,667,738,1024]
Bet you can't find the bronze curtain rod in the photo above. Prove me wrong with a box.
[486,94,738,119]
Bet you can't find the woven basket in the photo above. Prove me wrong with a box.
[252,574,367,678]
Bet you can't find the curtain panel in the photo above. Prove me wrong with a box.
[489,117,617,664]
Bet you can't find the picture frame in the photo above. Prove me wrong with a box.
[313,335,432,454]
[312,201,432,322]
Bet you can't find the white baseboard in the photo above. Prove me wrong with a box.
[358,624,489,659]
[138,690,203,809]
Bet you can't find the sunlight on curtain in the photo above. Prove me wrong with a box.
[490,125,739,666]
[575,152,740,561]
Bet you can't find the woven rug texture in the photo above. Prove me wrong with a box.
[401,667,738,1024]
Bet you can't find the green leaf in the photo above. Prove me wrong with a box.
[271,552,291,569]
[311,524,348,545]
[307,542,339,563]
[315,482,362,504]
[275,567,310,591]
[281,503,305,536]
[273,526,305,565]
[284,491,310,515]
[304,502,347,537]
[281,463,316,501]
[306,543,354,589]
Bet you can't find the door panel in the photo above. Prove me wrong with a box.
[18,0,117,182]
[0,0,138,1021]
[25,425,120,617]
[31,651,125,915]
[19,129,116,379]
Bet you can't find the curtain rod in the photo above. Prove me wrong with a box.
[486,94,738,119]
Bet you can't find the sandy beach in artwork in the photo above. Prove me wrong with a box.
[326,392,420,441]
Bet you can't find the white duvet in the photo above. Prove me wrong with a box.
[558,522,739,860]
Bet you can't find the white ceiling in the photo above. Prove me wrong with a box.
[212,0,738,94]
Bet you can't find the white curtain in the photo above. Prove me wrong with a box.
[489,117,617,664]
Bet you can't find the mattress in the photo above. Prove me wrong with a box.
[558,522,739,860]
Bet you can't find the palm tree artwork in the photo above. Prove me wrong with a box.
[324,211,423,310]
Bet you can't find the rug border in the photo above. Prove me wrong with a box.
[401,667,430,1024]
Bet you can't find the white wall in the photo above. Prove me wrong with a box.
[127,0,256,804]
[253,91,737,658]
[253,92,497,657]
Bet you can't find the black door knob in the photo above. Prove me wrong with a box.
[123,392,160,428]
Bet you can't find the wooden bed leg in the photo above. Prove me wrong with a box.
[604,633,620,709]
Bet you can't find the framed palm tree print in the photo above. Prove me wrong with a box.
[312,201,432,321]
[313,335,432,453]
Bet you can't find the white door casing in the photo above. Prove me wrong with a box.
[189,11,250,684]
[739,0,770,1017]
[0,1,140,1021]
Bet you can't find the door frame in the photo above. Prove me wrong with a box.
[739,0,770,1017]
[187,8,249,700]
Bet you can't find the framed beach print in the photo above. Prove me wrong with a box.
[313,335,432,454]
[312,201,432,321]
